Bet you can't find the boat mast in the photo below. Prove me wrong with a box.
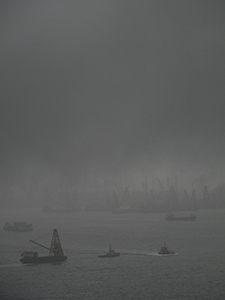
[49,229,64,256]
[29,240,53,251]
[29,229,64,256]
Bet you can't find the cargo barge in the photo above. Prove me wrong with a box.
[20,229,67,264]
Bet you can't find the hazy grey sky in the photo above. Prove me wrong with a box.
[1,0,225,188]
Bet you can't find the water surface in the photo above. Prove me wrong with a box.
[1,208,225,299]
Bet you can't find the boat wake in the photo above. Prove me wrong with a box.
[122,251,178,256]
[154,252,178,256]
[122,251,154,256]
[0,263,25,268]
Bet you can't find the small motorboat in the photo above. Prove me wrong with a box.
[158,243,175,255]
[98,244,120,258]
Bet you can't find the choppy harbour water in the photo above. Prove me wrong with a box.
[0,208,225,299]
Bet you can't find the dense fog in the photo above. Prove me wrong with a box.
[1,1,225,208]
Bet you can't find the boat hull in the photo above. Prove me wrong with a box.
[98,253,120,258]
[20,255,67,264]
[166,217,196,221]
[158,251,175,255]
[165,214,196,221]
[4,228,33,232]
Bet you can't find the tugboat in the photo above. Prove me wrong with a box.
[20,229,67,264]
[158,243,175,255]
[3,222,33,232]
[98,244,120,258]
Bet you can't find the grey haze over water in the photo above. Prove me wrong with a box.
[1,1,225,194]
[2,3,225,300]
